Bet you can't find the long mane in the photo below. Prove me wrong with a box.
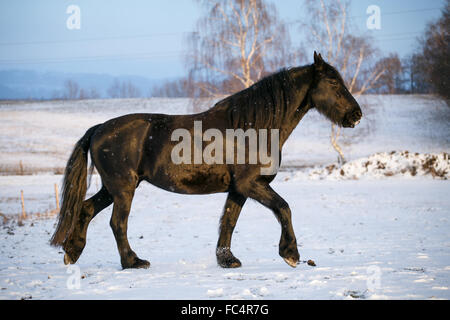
[213,69,298,130]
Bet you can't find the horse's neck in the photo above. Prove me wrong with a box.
[280,100,312,146]
[279,65,314,146]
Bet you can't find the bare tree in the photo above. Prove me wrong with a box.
[88,87,100,99]
[300,0,386,163]
[107,79,141,98]
[416,0,450,100]
[124,81,141,98]
[186,0,297,110]
[119,81,128,98]
[78,88,87,100]
[404,53,433,94]
[373,53,404,94]
[107,79,121,98]
[151,78,191,97]
[78,87,101,99]
[63,79,80,100]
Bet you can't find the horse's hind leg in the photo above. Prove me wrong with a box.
[110,189,150,269]
[63,186,113,265]
[216,191,247,268]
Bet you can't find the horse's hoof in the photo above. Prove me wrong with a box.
[64,253,73,265]
[218,259,242,268]
[123,258,150,269]
[135,259,150,269]
[217,254,242,268]
[283,257,299,268]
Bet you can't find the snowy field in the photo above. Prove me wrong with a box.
[0,95,449,300]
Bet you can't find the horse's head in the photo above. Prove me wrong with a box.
[309,51,362,128]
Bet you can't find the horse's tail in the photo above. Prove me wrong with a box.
[50,124,101,247]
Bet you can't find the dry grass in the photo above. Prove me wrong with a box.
[0,163,64,176]
[1,209,59,227]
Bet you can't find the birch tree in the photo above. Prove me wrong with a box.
[186,0,297,110]
[301,0,386,163]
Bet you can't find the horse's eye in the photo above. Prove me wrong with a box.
[329,80,339,86]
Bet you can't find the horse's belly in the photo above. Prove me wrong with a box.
[147,164,231,195]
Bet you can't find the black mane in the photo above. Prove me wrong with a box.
[213,68,299,130]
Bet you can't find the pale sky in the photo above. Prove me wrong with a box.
[0,0,445,79]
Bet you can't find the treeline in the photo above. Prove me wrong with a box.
[372,1,449,98]
[151,51,447,98]
[409,1,449,99]
[52,79,144,100]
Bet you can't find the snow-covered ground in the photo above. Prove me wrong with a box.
[0,95,449,300]
[0,174,449,300]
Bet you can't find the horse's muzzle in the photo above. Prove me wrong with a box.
[342,108,362,128]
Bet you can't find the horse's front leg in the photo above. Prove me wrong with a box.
[241,183,300,268]
[216,191,247,268]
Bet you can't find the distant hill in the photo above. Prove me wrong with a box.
[0,70,167,100]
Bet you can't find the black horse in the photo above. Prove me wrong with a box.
[50,52,362,269]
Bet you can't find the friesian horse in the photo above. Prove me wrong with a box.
[50,52,362,269]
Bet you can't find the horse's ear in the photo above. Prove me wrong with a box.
[314,51,324,72]
[314,51,324,65]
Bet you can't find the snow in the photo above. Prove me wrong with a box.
[0,95,449,300]
[0,176,449,299]
[290,151,449,180]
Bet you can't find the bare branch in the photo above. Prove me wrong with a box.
[348,46,364,93]
[320,0,334,61]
